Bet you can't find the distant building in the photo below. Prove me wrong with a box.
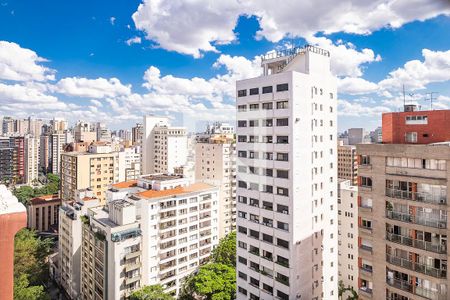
[27,194,60,232]
[337,180,358,293]
[50,132,66,174]
[348,128,366,145]
[24,135,40,185]
[337,142,358,185]
[131,123,143,146]
[0,185,27,300]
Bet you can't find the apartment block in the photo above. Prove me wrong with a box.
[27,194,60,232]
[59,190,99,299]
[338,179,359,293]
[103,174,219,297]
[60,147,120,204]
[357,143,449,300]
[24,135,40,185]
[338,142,358,185]
[195,123,237,238]
[50,131,66,174]
[235,45,338,300]
[382,106,450,144]
[118,146,141,181]
[142,116,188,174]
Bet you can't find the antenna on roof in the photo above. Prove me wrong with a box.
[402,84,406,108]
[425,92,438,110]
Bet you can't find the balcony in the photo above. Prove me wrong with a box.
[359,225,373,236]
[125,250,141,260]
[360,244,373,254]
[125,262,142,272]
[386,188,446,205]
[386,232,447,254]
[360,266,373,277]
[359,204,373,213]
[359,286,373,296]
[125,275,141,285]
[386,254,447,278]
[386,210,447,229]
[387,277,447,300]
[111,228,141,242]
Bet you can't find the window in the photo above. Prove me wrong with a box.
[262,86,273,93]
[277,204,289,214]
[405,132,418,143]
[262,102,273,110]
[276,83,288,92]
[276,170,289,179]
[249,120,259,127]
[249,88,259,95]
[238,151,247,158]
[263,234,273,243]
[237,135,247,142]
[276,153,288,161]
[238,287,247,295]
[361,155,370,165]
[276,101,288,109]
[249,230,259,239]
[263,185,273,193]
[405,115,428,125]
[263,136,273,143]
[249,151,258,159]
[238,105,247,112]
[277,238,289,249]
[248,135,258,143]
[277,221,289,231]
[277,187,289,196]
[249,198,259,207]
[238,226,247,234]
[263,119,273,127]
[238,181,247,188]
[248,166,259,174]
[249,104,259,111]
[276,118,288,126]
[238,196,247,204]
[237,89,247,97]
[264,168,273,177]
[360,177,372,187]
[238,271,247,280]
[237,120,247,127]
[277,136,289,144]
[262,201,273,211]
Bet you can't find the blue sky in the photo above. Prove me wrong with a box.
[0,0,449,132]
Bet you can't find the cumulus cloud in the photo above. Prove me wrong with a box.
[338,98,391,117]
[110,16,116,25]
[338,77,379,95]
[126,36,142,45]
[379,49,450,91]
[53,77,132,98]
[0,41,55,81]
[132,0,450,57]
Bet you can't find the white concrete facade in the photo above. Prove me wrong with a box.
[24,135,40,185]
[235,45,338,300]
[337,179,359,293]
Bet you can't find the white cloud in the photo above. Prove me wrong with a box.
[126,36,142,46]
[53,77,131,98]
[307,36,381,77]
[379,49,450,91]
[131,0,450,57]
[110,16,116,25]
[0,41,55,81]
[338,98,391,117]
[90,99,103,107]
[338,77,379,95]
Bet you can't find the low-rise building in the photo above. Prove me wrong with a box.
[27,194,60,232]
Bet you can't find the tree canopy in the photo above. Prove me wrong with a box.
[130,284,173,300]
[180,263,236,300]
[14,229,53,300]
[13,173,60,205]
[211,231,236,267]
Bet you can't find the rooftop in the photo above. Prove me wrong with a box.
[137,182,215,199]
[112,180,138,189]
[141,174,184,181]
[30,194,60,205]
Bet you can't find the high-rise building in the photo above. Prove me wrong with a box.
[39,135,51,173]
[235,45,338,299]
[338,142,358,185]
[357,107,450,299]
[118,146,141,181]
[132,123,143,146]
[2,117,15,136]
[58,189,99,299]
[142,116,188,174]
[74,121,96,143]
[0,137,13,183]
[195,122,236,238]
[348,128,366,145]
[27,117,44,137]
[50,132,66,174]
[24,135,40,185]
[10,136,25,184]
[96,122,112,142]
[337,179,359,293]
[60,146,121,204]
[76,174,219,299]
[51,117,68,132]
[0,185,26,300]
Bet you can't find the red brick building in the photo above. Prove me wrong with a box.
[382,106,450,144]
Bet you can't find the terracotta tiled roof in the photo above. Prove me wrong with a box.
[137,182,215,199]
[30,194,60,205]
[112,180,138,189]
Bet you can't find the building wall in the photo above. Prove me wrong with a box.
[24,136,40,185]
[338,144,358,185]
[28,197,60,232]
[382,110,450,144]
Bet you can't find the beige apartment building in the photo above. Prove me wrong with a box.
[338,142,358,185]
[338,179,359,293]
[357,143,449,300]
[27,194,60,232]
[60,148,120,204]
[195,124,236,238]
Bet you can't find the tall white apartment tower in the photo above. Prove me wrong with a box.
[142,116,188,174]
[24,135,40,185]
[235,45,338,300]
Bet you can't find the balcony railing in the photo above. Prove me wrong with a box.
[386,254,447,278]
[386,188,447,205]
[386,210,447,229]
[360,244,373,253]
[386,232,447,254]
[387,277,447,300]
[359,286,373,295]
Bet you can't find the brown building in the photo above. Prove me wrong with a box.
[0,185,27,300]
[27,194,60,232]
[338,142,358,185]
[382,106,450,144]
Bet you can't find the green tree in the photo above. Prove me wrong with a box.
[130,284,173,300]
[14,275,49,300]
[14,228,53,298]
[211,232,236,267]
[180,263,236,300]
[12,173,59,205]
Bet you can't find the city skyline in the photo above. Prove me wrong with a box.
[0,1,449,131]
